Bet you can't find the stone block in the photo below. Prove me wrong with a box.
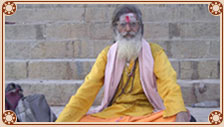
[180,60,220,80]
[207,40,220,58]
[5,42,31,59]
[144,23,169,40]
[193,82,220,103]
[5,61,27,80]
[169,40,210,58]
[6,8,85,24]
[178,80,220,105]
[180,61,195,80]
[178,81,197,105]
[198,60,219,79]
[28,61,94,80]
[46,23,87,40]
[142,7,175,22]
[85,8,109,22]
[73,40,112,58]
[92,40,113,57]
[142,5,218,23]
[70,61,95,80]
[28,61,70,80]
[190,6,219,22]
[73,40,93,58]
[179,22,219,39]
[30,41,73,59]
[107,7,116,22]
[88,23,113,40]
[169,23,180,39]
[5,24,45,40]
[172,6,218,22]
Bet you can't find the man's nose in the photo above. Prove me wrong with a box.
[125,24,131,31]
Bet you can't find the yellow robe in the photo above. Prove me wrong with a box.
[56,43,187,122]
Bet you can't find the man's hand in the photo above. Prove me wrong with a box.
[175,111,190,122]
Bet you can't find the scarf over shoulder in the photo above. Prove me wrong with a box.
[88,39,165,114]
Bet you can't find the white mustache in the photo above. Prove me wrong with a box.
[120,31,136,36]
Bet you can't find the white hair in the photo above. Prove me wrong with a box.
[116,29,142,62]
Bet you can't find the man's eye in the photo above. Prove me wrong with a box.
[121,23,126,27]
[130,22,137,27]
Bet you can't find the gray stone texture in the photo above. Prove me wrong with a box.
[5,4,220,106]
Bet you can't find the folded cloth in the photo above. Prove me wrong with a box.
[80,110,176,122]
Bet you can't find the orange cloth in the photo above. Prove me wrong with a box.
[79,111,176,122]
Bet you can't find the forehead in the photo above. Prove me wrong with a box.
[119,13,137,22]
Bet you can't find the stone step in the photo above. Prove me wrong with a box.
[5,59,220,80]
[5,79,220,106]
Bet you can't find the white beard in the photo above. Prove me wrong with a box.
[116,30,142,62]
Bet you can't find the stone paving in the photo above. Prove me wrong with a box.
[51,106,220,122]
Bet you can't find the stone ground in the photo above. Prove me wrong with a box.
[51,106,220,122]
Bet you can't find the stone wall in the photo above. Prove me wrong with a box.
[5,4,220,106]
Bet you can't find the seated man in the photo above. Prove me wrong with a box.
[56,4,191,122]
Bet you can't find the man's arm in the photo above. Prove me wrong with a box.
[153,47,188,119]
[56,46,110,122]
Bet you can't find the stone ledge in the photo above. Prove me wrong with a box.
[5,79,220,106]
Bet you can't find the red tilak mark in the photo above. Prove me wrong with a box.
[125,16,130,23]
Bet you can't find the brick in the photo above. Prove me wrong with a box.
[207,40,220,58]
[144,23,169,40]
[142,5,218,23]
[169,40,210,58]
[88,23,113,40]
[142,7,175,22]
[74,40,112,58]
[178,82,197,105]
[28,61,94,80]
[194,82,220,102]
[46,23,87,40]
[190,6,219,22]
[6,8,85,24]
[5,42,31,59]
[5,61,27,80]
[92,40,113,56]
[178,80,220,105]
[198,60,219,79]
[169,23,180,39]
[74,40,93,58]
[30,41,73,59]
[107,7,116,22]
[70,61,95,80]
[5,24,45,40]
[85,8,109,22]
[179,23,219,39]
[171,6,218,22]
[28,61,70,80]
[180,60,220,80]
[180,61,195,80]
